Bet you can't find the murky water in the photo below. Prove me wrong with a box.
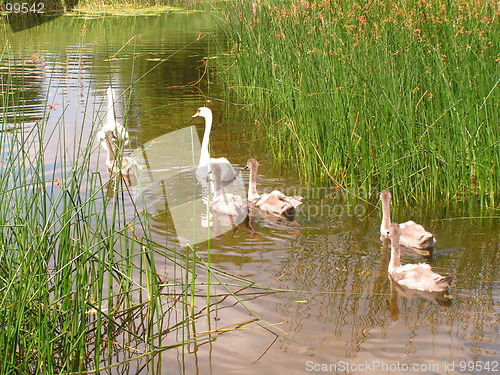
[2,12,499,375]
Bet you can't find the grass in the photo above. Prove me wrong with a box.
[219,0,499,209]
[0,0,210,13]
[0,37,263,373]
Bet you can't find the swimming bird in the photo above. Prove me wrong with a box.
[380,190,435,249]
[97,87,129,150]
[210,163,248,219]
[102,130,134,186]
[388,223,451,292]
[245,158,303,218]
[192,107,237,182]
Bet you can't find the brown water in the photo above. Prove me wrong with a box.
[2,11,499,375]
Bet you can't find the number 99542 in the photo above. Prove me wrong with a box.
[3,2,45,13]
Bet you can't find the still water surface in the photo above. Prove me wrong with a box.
[1,11,499,374]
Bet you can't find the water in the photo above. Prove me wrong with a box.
[1,11,499,374]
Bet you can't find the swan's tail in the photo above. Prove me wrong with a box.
[279,195,303,218]
[418,232,435,249]
[436,275,452,290]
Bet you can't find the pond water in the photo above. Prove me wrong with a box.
[1,11,499,375]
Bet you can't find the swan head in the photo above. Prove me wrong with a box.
[244,158,259,170]
[380,189,392,202]
[192,107,212,119]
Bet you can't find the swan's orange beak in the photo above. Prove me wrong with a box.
[192,110,200,118]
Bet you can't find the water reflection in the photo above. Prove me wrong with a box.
[1,11,498,375]
[388,280,453,321]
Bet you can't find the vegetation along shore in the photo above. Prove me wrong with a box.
[219,0,499,208]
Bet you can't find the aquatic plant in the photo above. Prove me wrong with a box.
[0,44,261,374]
[220,0,499,209]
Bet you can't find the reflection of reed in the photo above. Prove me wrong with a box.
[269,215,460,361]
[271,219,382,356]
[83,284,276,374]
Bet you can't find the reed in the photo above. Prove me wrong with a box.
[219,0,499,208]
[4,0,209,12]
[0,48,260,373]
[67,0,209,11]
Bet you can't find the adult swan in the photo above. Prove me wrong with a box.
[192,107,237,182]
[97,87,129,149]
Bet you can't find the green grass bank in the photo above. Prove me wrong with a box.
[220,0,499,208]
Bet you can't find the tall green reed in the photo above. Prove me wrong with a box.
[0,48,261,374]
[219,0,499,209]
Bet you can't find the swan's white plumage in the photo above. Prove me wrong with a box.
[97,87,129,151]
[96,88,134,186]
[101,130,134,183]
[193,107,237,182]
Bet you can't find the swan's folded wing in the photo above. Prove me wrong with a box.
[400,220,435,249]
[393,264,450,292]
[279,195,303,208]
[255,193,290,215]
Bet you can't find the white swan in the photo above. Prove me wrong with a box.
[245,158,303,217]
[210,164,247,218]
[97,87,129,150]
[380,190,435,249]
[388,223,451,292]
[101,130,135,186]
[192,107,237,182]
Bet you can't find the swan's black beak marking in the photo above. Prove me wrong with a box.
[192,109,201,118]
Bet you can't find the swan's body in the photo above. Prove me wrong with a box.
[389,223,451,292]
[245,158,302,218]
[380,190,435,249]
[97,87,129,151]
[210,164,247,218]
[192,107,237,182]
[102,130,134,185]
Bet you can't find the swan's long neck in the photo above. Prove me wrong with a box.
[199,112,212,167]
[107,88,115,125]
[248,163,260,201]
[381,195,392,234]
[389,229,402,272]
